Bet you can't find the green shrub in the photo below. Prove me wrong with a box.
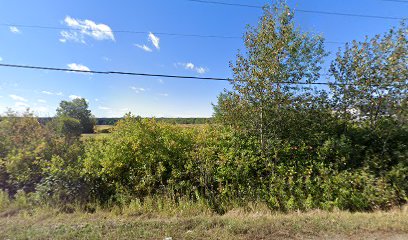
[82,115,197,202]
[0,112,406,213]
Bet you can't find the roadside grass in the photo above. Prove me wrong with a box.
[1,203,408,239]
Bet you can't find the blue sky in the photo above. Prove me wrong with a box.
[0,0,406,117]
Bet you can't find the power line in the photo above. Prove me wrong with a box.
[0,63,391,87]
[186,0,406,20]
[0,63,230,81]
[0,23,346,44]
[186,0,261,8]
[0,23,238,39]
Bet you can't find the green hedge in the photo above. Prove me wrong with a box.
[0,114,407,212]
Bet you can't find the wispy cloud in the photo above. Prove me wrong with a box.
[0,57,3,61]
[131,86,146,93]
[176,62,208,74]
[9,26,21,34]
[15,102,29,107]
[59,16,115,43]
[185,63,195,70]
[41,90,63,96]
[148,32,160,49]
[135,44,152,52]
[67,63,91,73]
[69,95,82,100]
[9,94,27,102]
[158,93,169,97]
[196,67,207,74]
[37,99,47,103]
[14,102,30,112]
[32,106,49,114]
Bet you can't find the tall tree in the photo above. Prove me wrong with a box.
[56,98,96,133]
[214,2,328,157]
[329,22,408,128]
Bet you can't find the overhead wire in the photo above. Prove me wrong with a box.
[0,63,397,87]
[185,0,407,20]
[0,23,346,44]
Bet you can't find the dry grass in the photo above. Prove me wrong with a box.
[94,125,114,132]
[1,206,408,239]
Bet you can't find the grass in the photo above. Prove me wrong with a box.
[1,205,408,239]
[82,124,206,139]
[94,125,114,133]
[81,133,111,139]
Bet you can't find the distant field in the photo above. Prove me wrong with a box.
[1,208,408,239]
[81,133,111,139]
[83,124,206,139]
[94,125,114,133]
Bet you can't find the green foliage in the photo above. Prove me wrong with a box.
[0,111,407,212]
[47,116,83,138]
[214,2,328,158]
[82,115,197,202]
[56,98,96,133]
[36,140,89,205]
[0,3,406,214]
[329,21,407,127]
[0,111,51,194]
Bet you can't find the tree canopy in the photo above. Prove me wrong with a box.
[330,21,407,127]
[214,3,328,156]
[56,98,95,133]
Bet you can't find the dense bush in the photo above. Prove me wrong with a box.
[80,115,407,212]
[0,112,406,212]
[81,116,197,202]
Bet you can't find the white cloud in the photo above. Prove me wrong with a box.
[41,90,63,96]
[15,102,29,107]
[135,44,152,52]
[176,62,208,74]
[9,26,21,34]
[13,102,30,113]
[69,95,82,100]
[0,57,3,61]
[37,99,47,103]
[59,16,115,43]
[98,106,110,110]
[196,67,207,74]
[9,94,27,102]
[158,93,169,97]
[41,91,53,95]
[59,31,82,43]
[67,63,91,73]
[148,32,160,49]
[32,106,49,114]
[131,86,146,93]
[185,63,195,70]
[102,57,111,61]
